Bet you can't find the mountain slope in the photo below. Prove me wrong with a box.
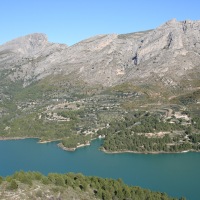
[0,19,200,153]
[0,19,200,88]
[127,19,200,86]
[0,33,67,86]
[1,172,181,200]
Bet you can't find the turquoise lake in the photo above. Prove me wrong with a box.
[0,138,200,200]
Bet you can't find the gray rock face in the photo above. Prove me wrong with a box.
[0,19,200,87]
[0,33,67,86]
[126,19,200,86]
[1,33,49,55]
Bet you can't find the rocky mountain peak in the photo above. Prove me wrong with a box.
[132,19,200,68]
[164,18,178,26]
[0,19,200,87]
[0,33,49,56]
[4,33,48,46]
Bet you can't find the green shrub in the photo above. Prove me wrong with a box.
[7,180,18,190]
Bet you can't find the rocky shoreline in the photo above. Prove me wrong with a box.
[57,142,90,152]
[38,139,61,144]
[0,137,37,141]
[0,137,61,144]
[101,147,200,154]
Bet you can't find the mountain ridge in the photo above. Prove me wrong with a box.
[0,19,200,88]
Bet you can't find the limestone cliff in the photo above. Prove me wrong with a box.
[0,19,200,87]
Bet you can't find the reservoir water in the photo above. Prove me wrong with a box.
[0,138,199,200]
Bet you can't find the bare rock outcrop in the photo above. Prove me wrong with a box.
[127,19,200,85]
[0,19,200,87]
[0,33,67,86]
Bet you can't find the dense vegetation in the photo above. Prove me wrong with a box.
[172,90,200,106]
[61,134,93,149]
[0,74,200,153]
[0,171,185,200]
[97,112,200,153]
[102,132,200,153]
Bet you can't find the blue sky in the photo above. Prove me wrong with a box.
[1,0,200,46]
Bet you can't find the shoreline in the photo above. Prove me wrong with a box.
[0,137,38,141]
[0,137,61,144]
[57,142,91,151]
[101,148,200,154]
[0,136,199,154]
[38,139,61,144]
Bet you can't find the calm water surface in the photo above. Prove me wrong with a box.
[0,138,200,200]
